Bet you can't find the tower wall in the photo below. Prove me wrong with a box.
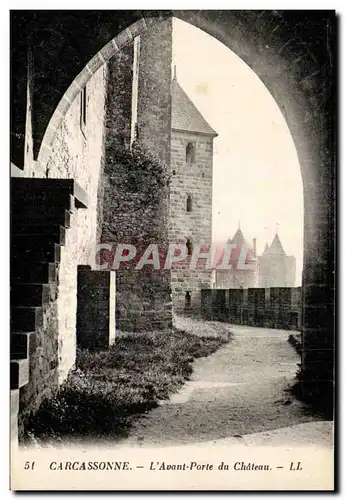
[101,19,173,330]
[169,130,214,312]
[285,255,296,287]
[258,253,296,287]
[137,18,173,166]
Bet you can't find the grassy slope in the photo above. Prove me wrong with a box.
[22,325,232,443]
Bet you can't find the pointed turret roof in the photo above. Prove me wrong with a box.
[263,242,269,254]
[228,228,246,247]
[214,227,256,268]
[171,78,218,137]
[268,233,286,256]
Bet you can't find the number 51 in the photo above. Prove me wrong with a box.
[24,461,35,470]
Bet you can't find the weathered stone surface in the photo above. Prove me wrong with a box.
[169,130,214,313]
[116,269,172,331]
[101,19,173,331]
[18,298,59,433]
[202,287,302,331]
[13,64,108,422]
[76,266,116,349]
[137,18,173,166]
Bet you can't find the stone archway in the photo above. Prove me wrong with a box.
[11,10,335,410]
[35,18,150,170]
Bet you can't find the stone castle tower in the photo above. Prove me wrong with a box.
[169,70,218,312]
[258,233,296,287]
[214,227,258,289]
[101,18,218,322]
[214,228,296,289]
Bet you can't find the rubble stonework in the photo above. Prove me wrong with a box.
[101,18,173,330]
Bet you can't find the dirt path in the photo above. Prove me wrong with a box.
[121,319,332,448]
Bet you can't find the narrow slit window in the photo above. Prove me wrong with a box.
[80,85,87,129]
[186,142,196,163]
[186,238,193,256]
[185,291,191,309]
[186,195,192,212]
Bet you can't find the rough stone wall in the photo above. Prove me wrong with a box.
[101,19,173,331]
[23,65,108,384]
[105,45,134,148]
[101,143,171,331]
[171,264,213,314]
[76,266,116,349]
[95,46,134,244]
[291,286,302,329]
[201,287,302,330]
[169,130,214,312]
[137,18,173,166]
[116,269,172,332]
[18,287,59,426]
[215,268,258,289]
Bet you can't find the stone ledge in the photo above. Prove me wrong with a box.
[13,210,71,229]
[11,262,58,284]
[11,178,88,209]
[10,359,29,389]
[10,389,20,418]
[11,306,43,333]
[10,332,35,360]
[12,242,61,267]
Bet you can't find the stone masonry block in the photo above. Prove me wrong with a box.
[77,266,116,349]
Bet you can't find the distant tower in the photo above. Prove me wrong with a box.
[214,227,258,289]
[169,72,218,312]
[258,232,296,287]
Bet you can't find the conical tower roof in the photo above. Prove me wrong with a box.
[228,228,246,247]
[263,242,270,254]
[214,227,257,268]
[268,233,286,256]
[171,78,218,137]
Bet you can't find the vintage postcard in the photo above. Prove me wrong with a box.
[10,9,335,491]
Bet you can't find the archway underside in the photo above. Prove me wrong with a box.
[11,10,335,412]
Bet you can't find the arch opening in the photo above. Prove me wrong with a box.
[13,11,335,419]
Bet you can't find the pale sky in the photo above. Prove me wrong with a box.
[172,18,304,285]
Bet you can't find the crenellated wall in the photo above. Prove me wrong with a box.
[201,287,302,330]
